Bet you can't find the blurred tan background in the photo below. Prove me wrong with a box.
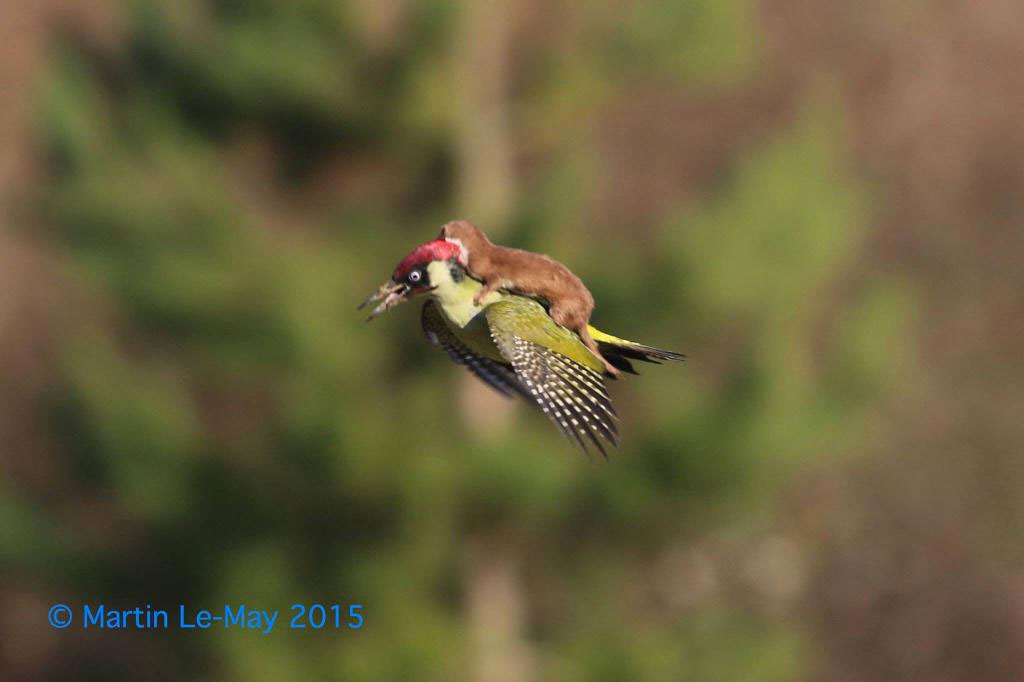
[2,1,1023,680]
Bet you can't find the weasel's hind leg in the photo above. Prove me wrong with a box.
[577,325,622,378]
[549,301,620,378]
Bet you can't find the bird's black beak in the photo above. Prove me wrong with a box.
[358,279,411,321]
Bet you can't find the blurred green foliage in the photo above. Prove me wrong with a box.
[8,0,911,680]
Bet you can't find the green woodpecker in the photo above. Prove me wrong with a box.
[360,239,684,456]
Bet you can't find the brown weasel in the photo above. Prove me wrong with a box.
[439,220,620,377]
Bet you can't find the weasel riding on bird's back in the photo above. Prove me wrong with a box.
[438,220,620,377]
[359,228,685,456]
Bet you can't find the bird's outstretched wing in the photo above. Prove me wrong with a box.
[421,300,532,402]
[485,299,619,457]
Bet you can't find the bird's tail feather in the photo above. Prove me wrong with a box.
[588,327,686,374]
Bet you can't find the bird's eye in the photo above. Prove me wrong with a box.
[408,270,423,284]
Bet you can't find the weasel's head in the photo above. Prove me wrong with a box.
[438,220,488,263]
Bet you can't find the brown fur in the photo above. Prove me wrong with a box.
[439,220,620,377]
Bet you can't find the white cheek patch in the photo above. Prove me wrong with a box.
[444,237,469,266]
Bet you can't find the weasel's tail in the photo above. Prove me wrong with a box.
[587,326,686,375]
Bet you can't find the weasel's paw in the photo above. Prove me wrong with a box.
[472,291,486,306]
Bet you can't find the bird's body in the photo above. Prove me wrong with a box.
[422,259,600,369]
[360,241,684,455]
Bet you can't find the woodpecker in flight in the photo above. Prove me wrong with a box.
[359,239,684,456]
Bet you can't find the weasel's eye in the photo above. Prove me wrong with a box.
[408,270,423,284]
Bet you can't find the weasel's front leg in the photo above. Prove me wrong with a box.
[473,279,502,306]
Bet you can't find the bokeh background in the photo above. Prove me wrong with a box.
[2,1,1023,680]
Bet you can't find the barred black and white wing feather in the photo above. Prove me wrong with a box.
[485,302,619,457]
[422,297,623,456]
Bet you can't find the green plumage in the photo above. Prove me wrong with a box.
[419,260,684,455]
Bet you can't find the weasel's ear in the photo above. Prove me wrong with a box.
[442,235,470,266]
